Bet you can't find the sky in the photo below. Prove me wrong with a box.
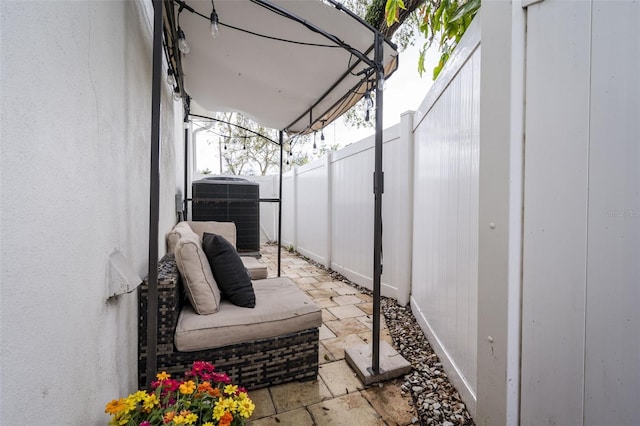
[329,32,437,146]
[194,33,438,174]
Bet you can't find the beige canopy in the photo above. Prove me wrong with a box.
[166,0,398,134]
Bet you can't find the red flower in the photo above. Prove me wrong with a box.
[212,373,231,384]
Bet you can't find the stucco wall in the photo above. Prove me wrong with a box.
[0,1,181,424]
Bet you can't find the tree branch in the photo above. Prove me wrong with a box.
[365,0,427,38]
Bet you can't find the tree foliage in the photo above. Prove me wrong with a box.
[205,113,310,176]
[342,0,479,129]
[384,0,480,79]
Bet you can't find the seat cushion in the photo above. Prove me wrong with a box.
[174,230,221,315]
[174,277,322,351]
[202,233,255,308]
[241,256,268,280]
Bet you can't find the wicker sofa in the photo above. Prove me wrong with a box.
[138,222,322,390]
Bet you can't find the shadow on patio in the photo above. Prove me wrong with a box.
[248,243,417,426]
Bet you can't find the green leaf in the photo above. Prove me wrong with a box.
[447,21,458,38]
[434,2,444,24]
[433,62,443,80]
[418,46,427,77]
[450,0,481,23]
[385,0,406,26]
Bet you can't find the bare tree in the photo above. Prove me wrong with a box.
[212,113,309,176]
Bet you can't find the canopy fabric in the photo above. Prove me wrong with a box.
[168,0,398,135]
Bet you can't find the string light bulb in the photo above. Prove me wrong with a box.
[377,76,386,91]
[177,27,190,54]
[364,90,374,110]
[313,132,318,153]
[210,10,220,38]
[364,90,373,122]
[167,69,175,86]
[320,120,326,141]
[173,86,182,102]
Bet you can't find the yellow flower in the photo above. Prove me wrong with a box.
[185,412,198,424]
[105,398,126,414]
[238,397,255,418]
[122,395,137,412]
[143,393,159,411]
[179,380,196,395]
[130,390,147,403]
[223,384,238,395]
[219,396,238,412]
[156,371,171,381]
[212,404,227,421]
[172,410,197,425]
[203,423,214,426]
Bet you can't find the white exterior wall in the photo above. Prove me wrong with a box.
[411,19,481,418]
[0,2,182,424]
[520,1,640,425]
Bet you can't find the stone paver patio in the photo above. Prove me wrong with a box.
[247,244,417,426]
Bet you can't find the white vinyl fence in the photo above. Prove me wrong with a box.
[265,119,414,306]
[245,5,640,424]
[248,21,481,416]
[410,20,480,416]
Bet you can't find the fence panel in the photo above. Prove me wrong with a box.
[296,158,330,266]
[411,20,480,413]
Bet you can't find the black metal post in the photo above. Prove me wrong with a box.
[183,124,189,220]
[371,32,384,374]
[277,130,284,277]
[146,0,163,389]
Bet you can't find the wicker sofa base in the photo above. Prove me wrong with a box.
[139,328,319,390]
[138,254,319,390]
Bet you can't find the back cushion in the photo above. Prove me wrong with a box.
[166,221,237,254]
[188,221,237,248]
[174,230,221,315]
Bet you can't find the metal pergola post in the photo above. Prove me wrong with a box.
[183,122,189,220]
[277,130,284,277]
[371,31,384,374]
[146,0,163,390]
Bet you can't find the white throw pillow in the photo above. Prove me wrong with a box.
[174,230,221,315]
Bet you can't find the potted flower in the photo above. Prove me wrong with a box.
[105,361,255,425]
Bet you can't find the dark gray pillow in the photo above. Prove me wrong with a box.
[202,232,255,308]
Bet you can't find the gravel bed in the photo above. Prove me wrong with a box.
[300,254,475,426]
[382,297,474,426]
